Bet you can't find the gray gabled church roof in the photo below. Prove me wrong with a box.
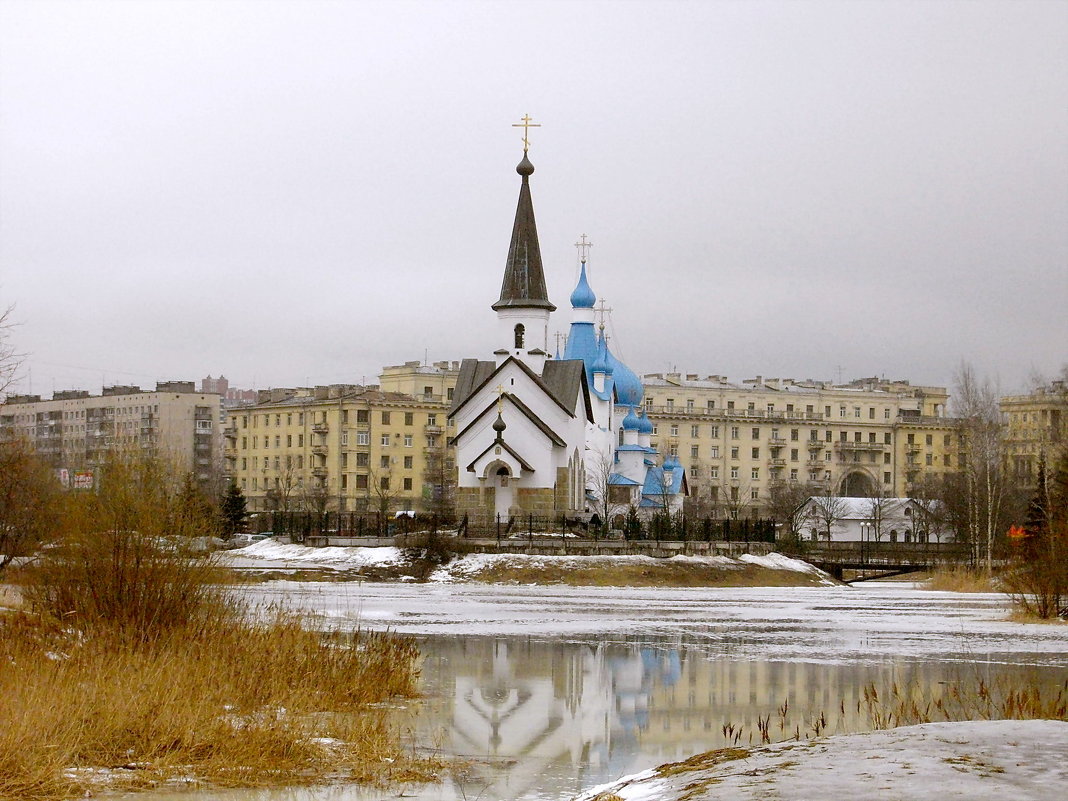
[449,356,594,424]
[491,153,556,313]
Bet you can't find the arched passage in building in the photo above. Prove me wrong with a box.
[840,470,874,497]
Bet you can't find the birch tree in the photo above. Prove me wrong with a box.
[953,362,1007,575]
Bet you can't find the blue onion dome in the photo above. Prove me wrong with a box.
[638,410,654,434]
[592,331,613,375]
[622,406,641,431]
[591,346,609,375]
[570,263,596,309]
[662,454,679,470]
[605,342,643,406]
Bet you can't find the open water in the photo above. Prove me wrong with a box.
[135,582,1068,801]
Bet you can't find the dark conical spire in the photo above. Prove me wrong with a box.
[492,153,556,312]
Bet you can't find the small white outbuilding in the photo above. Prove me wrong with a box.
[793,496,944,544]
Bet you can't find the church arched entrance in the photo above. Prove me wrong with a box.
[493,465,514,519]
[840,471,874,496]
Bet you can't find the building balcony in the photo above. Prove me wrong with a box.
[224,447,237,460]
[768,437,787,447]
[223,424,238,439]
[312,423,329,434]
[768,458,787,467]
[647,405,826,422]
[807,460,825,470]
[311,466,328,477]
[424,425,443,434]
[311,444,327,455]
[834,441,886,452]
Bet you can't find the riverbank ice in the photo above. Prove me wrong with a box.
[574,719,1068,801]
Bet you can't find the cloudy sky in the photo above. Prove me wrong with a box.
[1,0,1065,398]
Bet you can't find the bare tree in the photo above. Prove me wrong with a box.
[864,485,893,543]
[302,484,332,517]
[424,440,456,521]
[954,362,1008,574]
[806,493,848,542]
[366,464,401,516]
[714,479,753,521]
[1,305,22,396]
[265,457,300,514]
[0,438,61,575]
[766,481,816,539]
[587,448,618,532]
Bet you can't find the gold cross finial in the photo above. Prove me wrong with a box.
[495,383,506,414]
[512,113,540,152]
[574,233,593,263]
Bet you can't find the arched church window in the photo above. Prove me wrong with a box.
[514,324,525,349]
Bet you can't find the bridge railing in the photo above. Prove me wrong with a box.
[800,540,972,566]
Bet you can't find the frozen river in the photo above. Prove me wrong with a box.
[150,581,1068,801]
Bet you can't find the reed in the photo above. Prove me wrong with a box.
[924,566,998,593]
[0,452,432,799]
[716,676,1067,751]
[0,610,429,799]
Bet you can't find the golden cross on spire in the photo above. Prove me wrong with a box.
[574,233,593,263]
[512,113,540,152]
[495,383,506,414]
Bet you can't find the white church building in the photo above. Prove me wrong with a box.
[448,137,686,524]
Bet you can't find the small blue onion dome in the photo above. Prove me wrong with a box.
[622,406,641,431]
[662,454,678,470]
[570,263,596,309]
[592,331,613,375]
[606,344,643,407]
[638,410,654,434]
[592,348,608,375]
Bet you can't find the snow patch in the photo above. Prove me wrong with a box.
[430,550,831,582]
[574,720,1068,801]
[227,539,404,568]
[739,551,824,573]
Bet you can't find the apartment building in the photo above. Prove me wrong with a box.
[640,373,958,516]
[378,360,461,402]
[1001,379,1067,479]
[227,383,455,515]
[0,381,222,485]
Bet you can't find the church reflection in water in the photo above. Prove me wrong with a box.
[409,635,1050,800]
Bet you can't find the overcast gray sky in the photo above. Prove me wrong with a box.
[1,0,1065,397]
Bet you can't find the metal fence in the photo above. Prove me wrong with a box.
[249,510,776,544]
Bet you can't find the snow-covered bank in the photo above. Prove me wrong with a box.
[430,550,837,586]
[222,540,838,586]
[226,538,405,569]
[574,720,1068,801]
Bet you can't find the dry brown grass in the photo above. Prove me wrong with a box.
[457,558,830,587]
[924,567,997,593]
[0,584,23,610]
[860,677,1068,728]
[0,611,430,799]
[0,453,433,799]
